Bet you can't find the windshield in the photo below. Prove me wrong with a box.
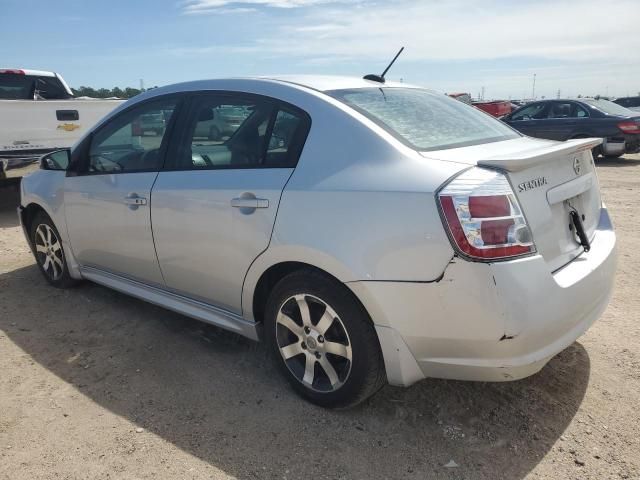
[582,99,636,117]
[327,87,519,151]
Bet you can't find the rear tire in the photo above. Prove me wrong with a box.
[30,212,76,288]
[264,270,386,408]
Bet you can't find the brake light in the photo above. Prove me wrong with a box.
[0,69,25,75]
[437,168,535,260]
[618,121,640,134]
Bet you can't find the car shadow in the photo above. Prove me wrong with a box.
[0,185,20,228]
[0,264,590,479]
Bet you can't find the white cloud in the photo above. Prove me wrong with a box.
[255,0,640,63]
[182,0,340,14]
[177,0,640,97]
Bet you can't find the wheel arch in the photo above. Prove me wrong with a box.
[20,202,53,249]
[244,249,367,326]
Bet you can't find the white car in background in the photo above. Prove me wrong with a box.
[0,68,122,170]
[19,76,617,408]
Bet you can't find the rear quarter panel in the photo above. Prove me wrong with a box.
[241,96,468,319]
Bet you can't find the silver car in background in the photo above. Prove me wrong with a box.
[19,76,617,407]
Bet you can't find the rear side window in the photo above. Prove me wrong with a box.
[174,94,309,170]
[511,102,548,121]
[328,87,519,151]
[0,73,35,99]
[0,73,70,100]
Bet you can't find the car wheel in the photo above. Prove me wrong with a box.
[208,126,221,141]
[265,270,386,408]
[30,212,76,288]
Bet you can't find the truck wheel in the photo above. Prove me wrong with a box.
[30,212,76,288]
[264,270,386,408]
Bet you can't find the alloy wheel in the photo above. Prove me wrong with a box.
[34,223,64,281]
[276,294,352,392]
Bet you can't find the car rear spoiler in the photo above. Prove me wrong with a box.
[477,138,602,172]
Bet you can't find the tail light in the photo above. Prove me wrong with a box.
[437,167,535,261]
[617,121,640,134]
[0,69,25,75]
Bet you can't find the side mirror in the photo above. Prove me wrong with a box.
[41,149,71,171]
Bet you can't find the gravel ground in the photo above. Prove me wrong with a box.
[0,155,639,480]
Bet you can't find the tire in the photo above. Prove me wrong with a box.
[264,270,386,408]
[30,211,76,288]
[604,153,623,159]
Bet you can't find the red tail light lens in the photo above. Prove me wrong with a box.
[437,168,535,260]
[618,121,640,134]
[0,69,25,75]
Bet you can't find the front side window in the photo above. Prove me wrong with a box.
[0,74,70,100]
[328,87,519,151]
[511,102,548,121]
[88,99,177,173]
[178,95,308,169]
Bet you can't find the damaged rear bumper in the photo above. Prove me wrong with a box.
[348,206,617,387]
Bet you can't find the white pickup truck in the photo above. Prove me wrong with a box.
[0,68,123,180]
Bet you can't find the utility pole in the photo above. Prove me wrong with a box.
[532,73,536,100]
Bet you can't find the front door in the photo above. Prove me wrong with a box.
[64,96,180,285]
[536,101,578,140]
[151,93,310,313]
[508,101,549,138]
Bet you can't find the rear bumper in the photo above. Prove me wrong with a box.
[350,206,617,386]
[603,135,640,155]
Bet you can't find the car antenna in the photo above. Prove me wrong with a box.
[363,47,405,83]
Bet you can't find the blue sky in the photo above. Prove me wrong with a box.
[1,0,639,99]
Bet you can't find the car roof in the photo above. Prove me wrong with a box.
[0,68,56,77]
[146,75,420,99]
[260,75,417,92]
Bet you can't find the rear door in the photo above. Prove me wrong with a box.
[151,92,310,313]
[64,95,181,285]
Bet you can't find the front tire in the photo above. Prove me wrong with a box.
[265,270,386,408]
[30,212,76,288]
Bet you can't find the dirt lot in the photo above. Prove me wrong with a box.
[1,155,639,480]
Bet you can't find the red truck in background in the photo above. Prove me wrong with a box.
[448,92,513,117]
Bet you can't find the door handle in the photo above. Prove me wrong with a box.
[231,197,269,209]
[124,194,147,206]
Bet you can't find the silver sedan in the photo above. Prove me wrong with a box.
[19,76,617,407]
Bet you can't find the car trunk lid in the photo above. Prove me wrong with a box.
[424,137,603,271]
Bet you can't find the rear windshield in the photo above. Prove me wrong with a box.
[0,73,71,100]
[582,99,636,116]
[327,87,519,151]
